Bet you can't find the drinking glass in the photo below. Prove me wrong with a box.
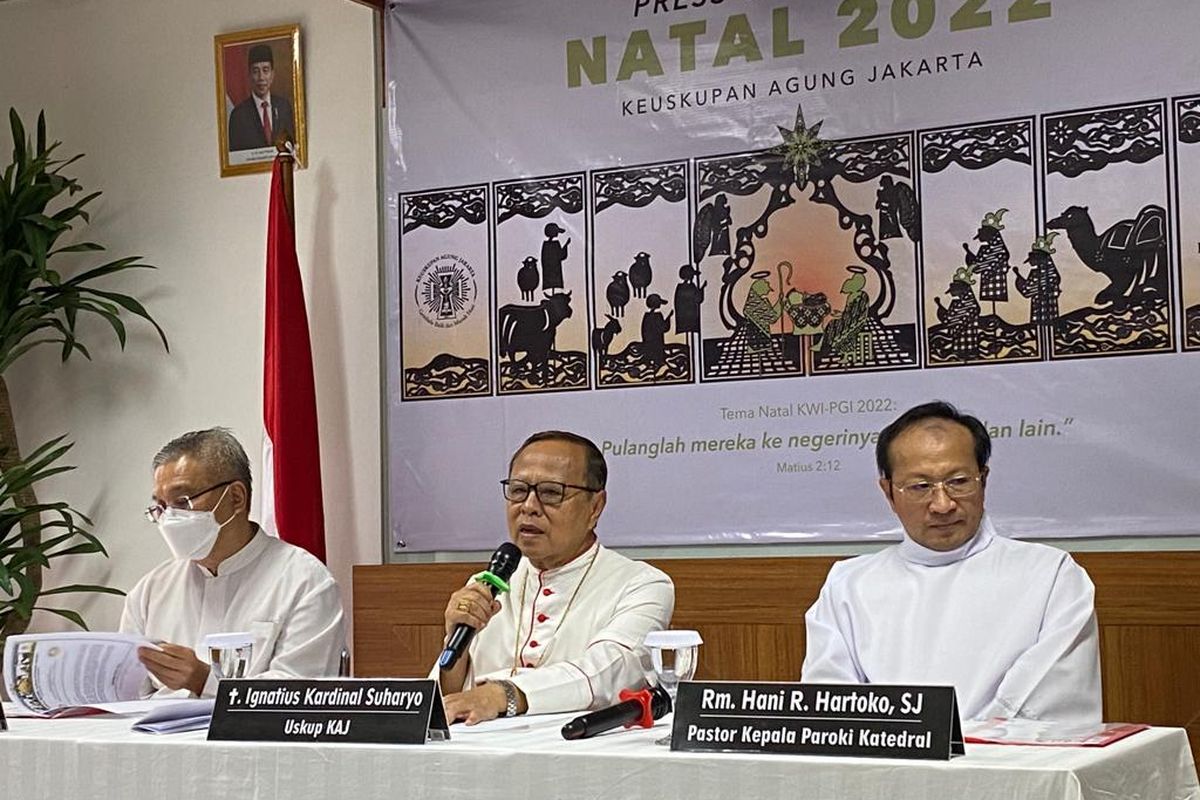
[203,631,255,680]
[643,629,702,745]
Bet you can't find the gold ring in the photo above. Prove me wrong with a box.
[456,600,470,612]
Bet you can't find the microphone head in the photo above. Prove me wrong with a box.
[488,542,523,582]
[649,684,672,718]
[561,718,586,740]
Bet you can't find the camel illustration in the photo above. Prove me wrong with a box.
[1046,204,1167,307]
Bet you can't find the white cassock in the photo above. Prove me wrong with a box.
[461,541,674,715]
[120,528,346,698]
[802,516,1102,723]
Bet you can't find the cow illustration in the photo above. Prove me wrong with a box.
[498,291,574,385]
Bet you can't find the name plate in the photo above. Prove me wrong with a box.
[671,681,964,760]
[207,678,449,744]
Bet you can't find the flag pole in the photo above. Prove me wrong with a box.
[275,138,295,224]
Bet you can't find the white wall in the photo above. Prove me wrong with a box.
[0,0,381,635]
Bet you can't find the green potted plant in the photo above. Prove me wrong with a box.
[0,109,168,639]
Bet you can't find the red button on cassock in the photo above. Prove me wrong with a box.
[542,588,553,596]
[537,613,548,623]
[529,640,539,648]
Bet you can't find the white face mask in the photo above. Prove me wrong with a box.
[156,486,235,561]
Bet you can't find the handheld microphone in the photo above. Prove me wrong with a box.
[438,542,522,671]
[561,685,672,740]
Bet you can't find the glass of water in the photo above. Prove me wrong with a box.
[203,631,255,681]
[643,629,702,745]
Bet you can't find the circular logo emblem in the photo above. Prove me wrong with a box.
[415,253,477,328]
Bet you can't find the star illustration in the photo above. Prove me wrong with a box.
[774,105,829,187]
[1047,119,1074,151]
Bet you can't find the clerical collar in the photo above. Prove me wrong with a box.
[898,515,995,567]
[195,525,268,578]
[533,539,601,578]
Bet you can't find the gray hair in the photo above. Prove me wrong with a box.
[153,427,253,503]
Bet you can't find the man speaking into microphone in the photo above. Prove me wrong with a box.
[438,430,675,724]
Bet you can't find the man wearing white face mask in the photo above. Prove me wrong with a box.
[119,428,345,697]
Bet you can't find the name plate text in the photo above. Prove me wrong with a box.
[671,681,963,760]
[208,678,448,744]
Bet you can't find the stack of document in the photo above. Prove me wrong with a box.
[3,632,153,716]
[131,699,215,734]
[2,632,213,733]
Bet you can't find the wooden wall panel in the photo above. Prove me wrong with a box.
[354,551,1200,760]
[1076,552,1200,624]
[1099,625,1200,755]
[648,556,828,682]
[677,623,806,682]
[651,557,839,625]
[354,564,474,677]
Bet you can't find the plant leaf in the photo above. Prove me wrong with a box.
[10,107,27,166]
[64,256,150,286]
[33,606,88,630]
[49,241,104,256]
[44,541,106,558]
[35,110,46,156]
[37,583,124,597]
[87,288,168,351]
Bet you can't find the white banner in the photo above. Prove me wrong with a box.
[384,0,1200,552]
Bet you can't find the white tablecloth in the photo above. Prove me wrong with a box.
[1,709,1196,800]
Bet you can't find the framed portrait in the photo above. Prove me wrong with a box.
[214,24,307,177]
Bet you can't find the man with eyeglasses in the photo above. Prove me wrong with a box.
[437,430,674,724]
[802,401,1102,724]
[120,428,345,697]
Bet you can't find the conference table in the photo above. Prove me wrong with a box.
[1,707,1197,800]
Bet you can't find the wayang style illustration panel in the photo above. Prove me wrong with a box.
[590,162,694,388]
[395,99,1192,403]
[493,174,590,395]
[695,115,921,383]
[1174,95,1200,350]
[399,185,492,400]
[920,119,1043,365]
[1040,101,1174,358]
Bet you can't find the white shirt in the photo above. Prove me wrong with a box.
[802,516,1102,724]
[120,527,346,698]
[465,541,674,715]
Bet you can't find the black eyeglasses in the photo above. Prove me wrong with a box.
[145,479,236,522]
[500,478,599,507]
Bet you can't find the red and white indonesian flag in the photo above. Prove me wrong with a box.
[261,156,326,563]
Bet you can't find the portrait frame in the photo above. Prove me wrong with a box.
[214,24,307,177]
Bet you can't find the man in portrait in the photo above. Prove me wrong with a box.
[228,43,295,151]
